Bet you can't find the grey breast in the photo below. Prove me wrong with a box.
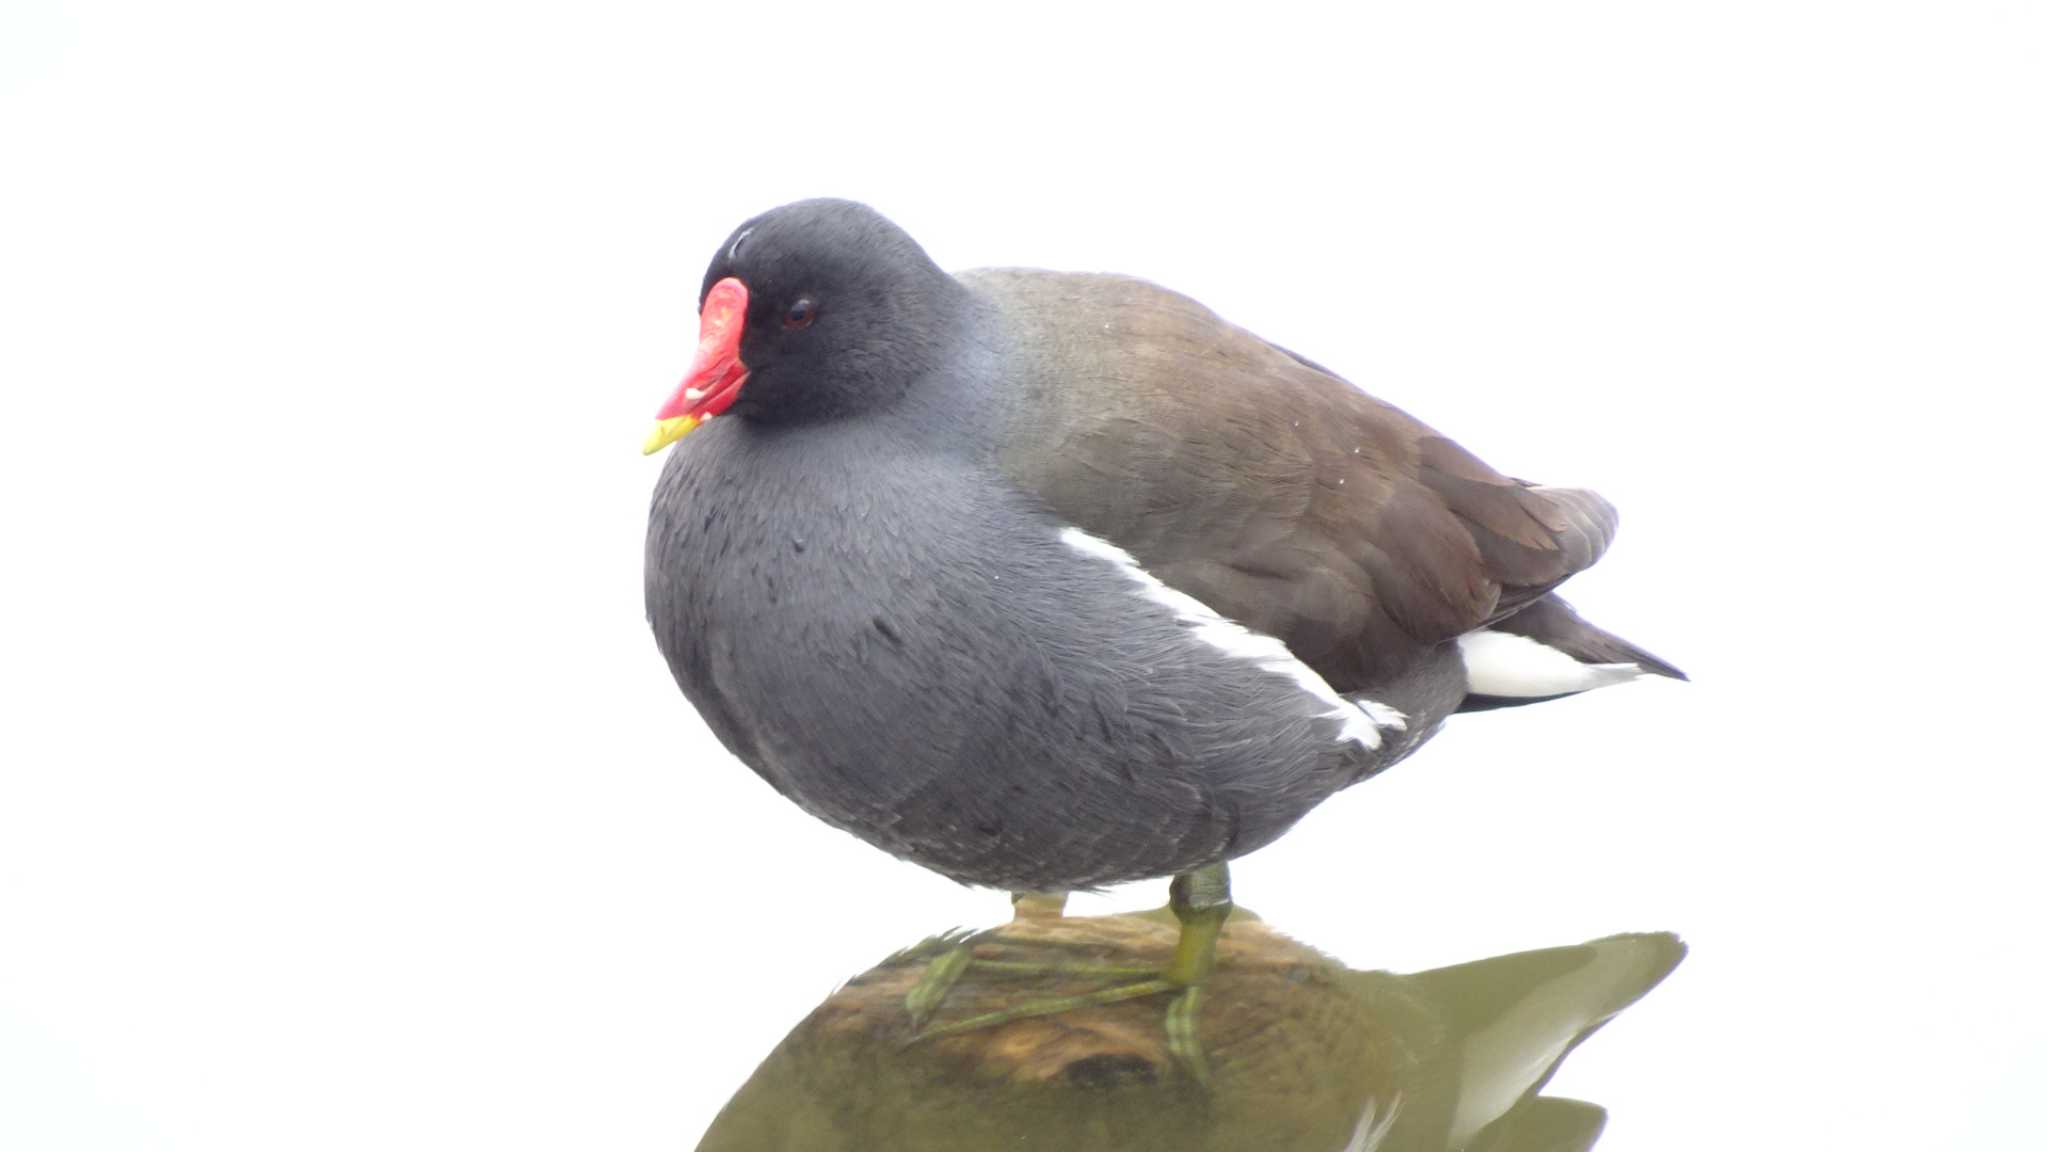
[645,417,1389,892]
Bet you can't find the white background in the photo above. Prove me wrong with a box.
[3,2,2042,1149]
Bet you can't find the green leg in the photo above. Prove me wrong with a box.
[1164,863,1232,985]
[1010,890,1069,921]
[909,862,1233,1084]
[1158,862,1231,1081]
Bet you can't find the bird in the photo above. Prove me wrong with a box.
[642,198,1682,1078]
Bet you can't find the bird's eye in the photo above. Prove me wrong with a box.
[784,297,817,330]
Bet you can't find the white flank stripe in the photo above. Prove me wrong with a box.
[1457,629,1641,698]
[1353,697,1408,732]
[1059,527,1390,749]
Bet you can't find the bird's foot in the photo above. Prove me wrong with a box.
[901,888,1075,1026]
[901,938,1156,1028]
[902,939,976,1029]
[913,974,1212,1083]
[902,866,1232,1085]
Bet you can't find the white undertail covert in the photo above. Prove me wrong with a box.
[1457,629,1641,697]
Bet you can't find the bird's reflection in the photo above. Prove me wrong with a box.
[695,907,1683,1152]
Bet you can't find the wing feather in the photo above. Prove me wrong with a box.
[967,269,1619,689]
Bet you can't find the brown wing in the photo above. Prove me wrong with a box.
[965,268,1619,691]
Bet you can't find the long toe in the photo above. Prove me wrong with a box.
[903,942,976,1029]
[909,978,1178,1043]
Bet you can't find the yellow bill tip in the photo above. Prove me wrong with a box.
[643,415,698,456]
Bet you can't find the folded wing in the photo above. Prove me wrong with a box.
[969,269,1620,691]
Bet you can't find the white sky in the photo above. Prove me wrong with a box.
[2,2,2042,1149]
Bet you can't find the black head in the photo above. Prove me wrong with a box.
[657,200,963,443]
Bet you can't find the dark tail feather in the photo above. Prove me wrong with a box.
[1492,593,1686,681]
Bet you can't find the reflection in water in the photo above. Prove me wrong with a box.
[696,907,1683,1151]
